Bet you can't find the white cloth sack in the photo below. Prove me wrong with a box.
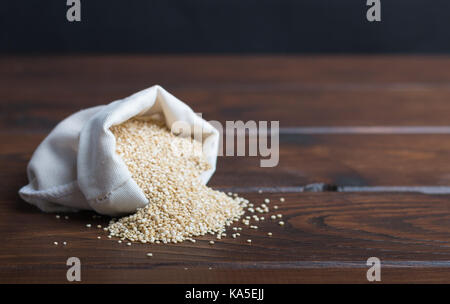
[19,85,219,216]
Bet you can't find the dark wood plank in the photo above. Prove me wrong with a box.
[3,133,450,189]
[2,55,450,284]
[3,56,450,132]
[1,192,449,283]
[3,56,450,88]
[4,89,450,132]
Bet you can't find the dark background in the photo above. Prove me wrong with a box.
[1,0,450,53]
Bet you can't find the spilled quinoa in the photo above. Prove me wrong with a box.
[106,118,247,244]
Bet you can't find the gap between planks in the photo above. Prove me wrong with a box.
[217,184,450,195]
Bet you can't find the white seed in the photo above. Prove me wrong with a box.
[280,197,285,202]
[274,205,279,210]
[53,241,58,245]
[258,190,263,194]
[86,224,91,228]
[277,214,282,218]
[146,253,153,257]
[97,225,102,229]
[63,241,67,245]
[55,215,60,219]
[267,232,272,236]
[118,240,122,243]
[271,215,276,220]
[127,242,131,246]
[279,221,285,226]
[247,239,252,243]
[264,198,270,203]
[97,236,101,239]
[64,216,69,220]
[105,119,246,244]
[209,240,215,245]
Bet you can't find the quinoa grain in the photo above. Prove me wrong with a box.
[106,119,245,244]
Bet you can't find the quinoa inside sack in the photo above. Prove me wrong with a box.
[107,118,246,243]
[19,86,222,215]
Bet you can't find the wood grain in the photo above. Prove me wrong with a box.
[4,132,450,189]
[3,56,450,132]
[1,192,450,283]
[1,55,450,283]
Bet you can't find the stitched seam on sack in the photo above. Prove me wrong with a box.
[22,179,79,200]
[94,177,132,204]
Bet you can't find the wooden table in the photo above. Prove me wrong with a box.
[1,56,450,283]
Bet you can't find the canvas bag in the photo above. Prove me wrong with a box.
[18,85,220,216]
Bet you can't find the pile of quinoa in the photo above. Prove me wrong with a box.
[106,118,247,244]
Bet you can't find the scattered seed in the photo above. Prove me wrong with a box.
[264,198,270,203]
[247,239,252,243]
[63,241,67,245]
[277,214,282,218]
[280,197,285,202]
[146,253,153,257]
[64,216,69,220]
[105,119,246,244]
[127,242,132,246]
[279,221,285,226]
[267,232,272,236]
[118,240,122,243]
[97,236,101,239]
[97,225,102,229]
[271,215,276,220]
[209,240,215,245]
[86,224,91,228]
[258,190,263,194]
[55,215,60,219]
[274,205,279,210]
[53,241,58,245]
